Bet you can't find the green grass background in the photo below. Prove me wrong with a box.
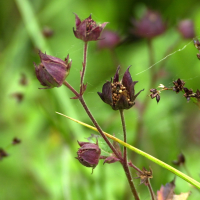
[1,0,200,199]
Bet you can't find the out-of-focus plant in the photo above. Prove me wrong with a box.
[32,11,200,200]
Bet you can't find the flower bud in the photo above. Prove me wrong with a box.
[98,66,144,110]
[177,20,195,39]
[34,51,71,89]
[97,29,121,50]
[76,140,101,171]
[73,13,108,42]
[131,9,166,39]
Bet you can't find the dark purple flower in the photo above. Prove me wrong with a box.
[131,9,166,39]
[177,20,195,39]
[183,87,193,101]
[76,140,101,171]
[98,66,144,110]
[173,78,185,93]
[73,14,108,42]
[34,51,71,89]
[97,29,121,49]
[150,88,160,103]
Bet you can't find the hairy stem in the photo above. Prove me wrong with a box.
[119,109,140,200]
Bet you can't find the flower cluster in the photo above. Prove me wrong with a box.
[150,78,200,103]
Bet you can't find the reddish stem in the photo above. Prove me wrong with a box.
[119,109,140,200]
[147,179,156,200]
[63,81,140,200]
[80,42,88,94]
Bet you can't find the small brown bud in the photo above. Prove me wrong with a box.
[150,88,160,103]
[183,87,193,101]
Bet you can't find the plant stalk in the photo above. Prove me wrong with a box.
[119,109,140,200]
[80,42,88,94]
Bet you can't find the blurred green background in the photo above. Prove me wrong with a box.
[1,0,200,199]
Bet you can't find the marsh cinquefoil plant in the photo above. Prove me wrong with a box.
[34,13,200,200]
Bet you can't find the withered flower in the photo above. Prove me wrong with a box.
[150,88,160,103]
[177,20,195,39]
[183,87,193,101]
[135,167,153,186]
[73,14,108,42]
[98,66,144,110]
[173,78,185,93]
[131,9,166,39]
[34,51,71,89]
[76,140,101,172]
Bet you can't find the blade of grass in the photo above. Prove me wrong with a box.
[56,112,200,190]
